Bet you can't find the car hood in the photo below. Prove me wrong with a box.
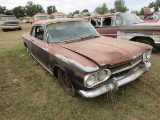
[57,36,151,71]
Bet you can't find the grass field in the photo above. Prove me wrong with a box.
[0,24,160,120]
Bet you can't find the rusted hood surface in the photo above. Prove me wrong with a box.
[61,36,151,67]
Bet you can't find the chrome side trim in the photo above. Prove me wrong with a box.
[30,53,53,75]
[112,59,142,75]
[78,62,151,98]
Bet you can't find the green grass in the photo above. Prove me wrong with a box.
[0,43,160,120]
[0,24,160,120]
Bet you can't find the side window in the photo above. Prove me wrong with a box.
[35,26,44,40]
[102,17,112,26]
[152,14,158,20]
[30,26,35,37]
[90,18,101,27]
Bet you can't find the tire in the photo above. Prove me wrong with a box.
[58,68,76,97]
[136,38,157,52]
[18,28,22,30]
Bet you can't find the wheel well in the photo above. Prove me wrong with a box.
[53,66,59,78]
[53,66,67,78]
[24,42,27,48]
[130,37,154,43]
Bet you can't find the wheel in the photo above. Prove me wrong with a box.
[58,68,76,96]
[136,38,157,52]
[18,27,22,30]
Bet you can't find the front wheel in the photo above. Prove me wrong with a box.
[58,68,76,97]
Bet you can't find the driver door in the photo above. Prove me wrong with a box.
[31,25,50,68]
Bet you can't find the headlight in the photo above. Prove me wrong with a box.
[143,50,152,61]
[98,69,111,81]
[84,69,112,88]
[84,74,96,87]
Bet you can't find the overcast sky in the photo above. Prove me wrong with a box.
[0,0,155,14]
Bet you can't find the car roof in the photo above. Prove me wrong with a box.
[33,18,87,25]
[85,13,117,19]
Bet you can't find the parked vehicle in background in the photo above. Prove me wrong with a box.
[85,13,160,52]
[30,13,48,24]
[0,15,21,31]
[74,14,84,18]
[22,18,152,98]
[143,8,160,23]
[21,16,32,23]
[49,12,68,19]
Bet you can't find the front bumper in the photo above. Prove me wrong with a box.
[78,61,151,98]
[1,25,21,30]
[155,42,160,47]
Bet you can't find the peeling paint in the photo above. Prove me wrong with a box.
[55,53,99,72]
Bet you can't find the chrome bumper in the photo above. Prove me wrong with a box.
[78,62,151,98]
[1,25,21,29]
[155,42,160,47]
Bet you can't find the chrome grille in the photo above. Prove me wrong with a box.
[111,55,143,75]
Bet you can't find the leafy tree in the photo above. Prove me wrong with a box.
[100,3,109,14]
[110,8,115,13]
[0,5,6,14]
[47,5,57,14]
[148,0,160,12]
[95,6,101,14]
[131,10,140,16]
[95,3,109,14]
[114,0,128,12]
[5,10,13,15]
[25,1,45,16]
[82,9,89,13]
[13,6,25,18]
[35,4,45,13]
[72,10,80,16]
[139,7,147,15]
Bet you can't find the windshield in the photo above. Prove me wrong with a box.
[35,16,47,20]
[47,21,99,42]
[1,16,17,21]
[116,13,143,25]
[155,12,160,18]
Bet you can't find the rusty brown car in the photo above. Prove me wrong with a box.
[85,13,160,52]
[143,8,160,23]
[22,18,152,98]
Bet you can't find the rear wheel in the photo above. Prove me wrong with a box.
[58,68,76,97]
[136,38,157,52]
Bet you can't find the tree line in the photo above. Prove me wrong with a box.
[0,1,57,18]
[0,0,159,18]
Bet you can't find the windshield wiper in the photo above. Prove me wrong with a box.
[81,35,99,39]
[64,35,99,44]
